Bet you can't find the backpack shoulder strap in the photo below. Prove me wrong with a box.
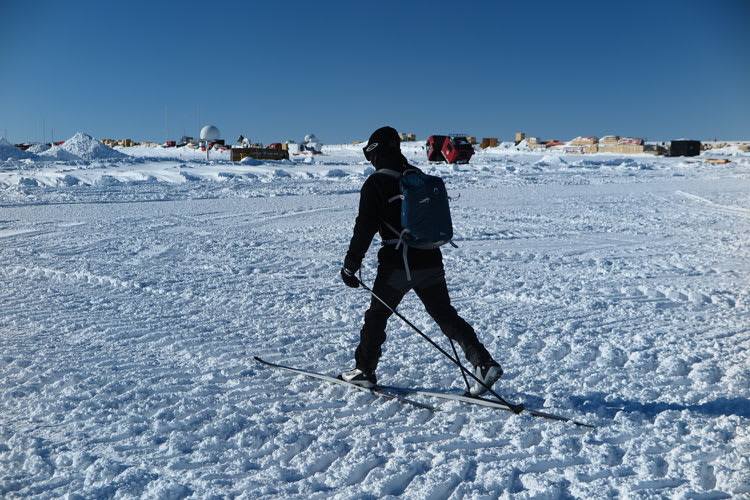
[374,168,402,178]
[402,167,423,175]
[373,169,405,203]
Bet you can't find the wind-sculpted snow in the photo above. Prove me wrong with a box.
[0,146,749,498]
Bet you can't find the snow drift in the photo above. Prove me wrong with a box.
[0,137,36,161]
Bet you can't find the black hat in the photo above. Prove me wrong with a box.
[363,126,400,161]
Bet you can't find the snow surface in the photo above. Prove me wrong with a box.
[1,136,749,499]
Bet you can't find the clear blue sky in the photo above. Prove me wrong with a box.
[1,0,748,144]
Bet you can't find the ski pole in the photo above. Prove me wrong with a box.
[355,275,523,414]
[448,337,471,394]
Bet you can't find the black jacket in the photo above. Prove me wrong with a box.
[344,152,443,271]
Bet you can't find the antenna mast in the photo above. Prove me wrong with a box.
[165,106,169,143]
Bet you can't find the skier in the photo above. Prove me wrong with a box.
[339,126,503,395]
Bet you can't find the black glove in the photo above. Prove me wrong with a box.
[340,267,360,288]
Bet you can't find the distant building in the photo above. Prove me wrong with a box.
[237,135,251,148]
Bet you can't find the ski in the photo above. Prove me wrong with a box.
[254,356,436,411]
[255,357,593,427]
[384,386,595,428]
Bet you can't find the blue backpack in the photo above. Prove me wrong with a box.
[377,168,457,279]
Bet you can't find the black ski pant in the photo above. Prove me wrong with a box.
[355,264,493,374]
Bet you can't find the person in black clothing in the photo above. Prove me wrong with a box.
[339,126,502,395]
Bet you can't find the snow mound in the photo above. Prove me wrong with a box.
[514,139,533,151]
[59,132,127,160]
[0,137,36,160]
[26,143,51,154]
[324,169,348,177]
[239,157,262,166]
[58,174,81,186]
[38,146,84,161]
[535,155,568,166]
[17,177,39,186]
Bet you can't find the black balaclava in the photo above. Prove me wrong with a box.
[363,126,408,171]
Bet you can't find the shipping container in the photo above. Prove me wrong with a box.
[480,137,498,149]
[230,147,289,162]
[668,140,700,157]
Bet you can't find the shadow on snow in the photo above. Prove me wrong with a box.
[571,393,750,420]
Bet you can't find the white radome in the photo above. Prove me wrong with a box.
[200,125,220,141]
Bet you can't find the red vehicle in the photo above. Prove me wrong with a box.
[427,135,474,163]
[442,136,474,163]
[426,135,448,161]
